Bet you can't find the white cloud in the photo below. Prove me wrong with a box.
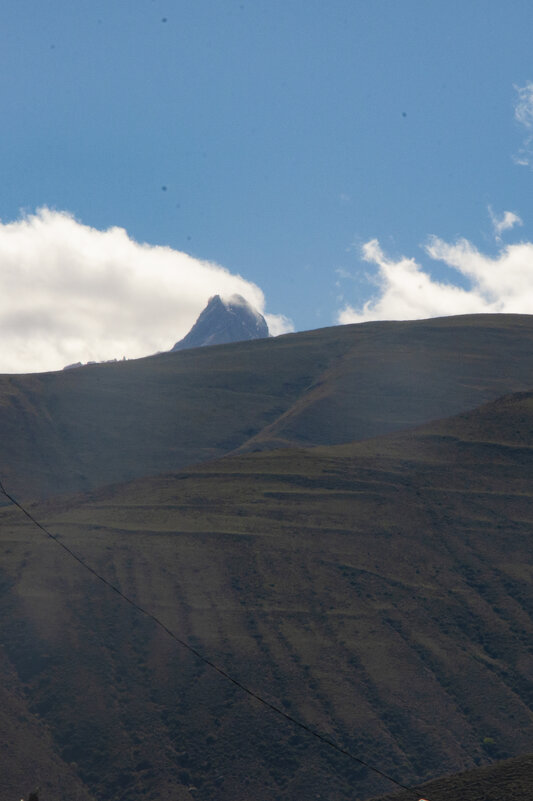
[338,235,533,324]
[513,81,533,167]
[0,208,293,374]
[488,207,523,241]
[514,81,533,129]
[264,312,293,337]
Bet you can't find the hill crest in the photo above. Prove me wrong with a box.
[1,314,533,501]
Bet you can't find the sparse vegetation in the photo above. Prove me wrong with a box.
[0,316,533,799]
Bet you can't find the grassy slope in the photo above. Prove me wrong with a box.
[239,313,533,448]
[0,643,97,801]
[0,327,338,501]
[0,389,532,800]
[1,314,533,501]
[371,751,533,801]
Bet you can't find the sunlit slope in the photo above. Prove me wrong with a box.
[1,389,532,800]
[239,313,533,449]
[1,314,533,500]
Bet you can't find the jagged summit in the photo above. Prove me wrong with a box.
[171,293,269,351]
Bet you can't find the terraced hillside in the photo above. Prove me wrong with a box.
[0,387,532,800]
[1,314,533,500]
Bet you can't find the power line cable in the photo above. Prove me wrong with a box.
[0,478,429,800]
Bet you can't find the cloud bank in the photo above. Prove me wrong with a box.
[338,233,533,324]
[0,208,292,374]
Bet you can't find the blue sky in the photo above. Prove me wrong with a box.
[1,0,533,371]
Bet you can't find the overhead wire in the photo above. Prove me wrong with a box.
[0,477,429,801]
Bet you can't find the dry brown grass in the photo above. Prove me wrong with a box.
[0,385,532,799]
[1,315,533,800]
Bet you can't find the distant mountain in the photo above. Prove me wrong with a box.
[172,293,269,351]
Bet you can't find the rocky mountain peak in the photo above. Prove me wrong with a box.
[171,294,269,351]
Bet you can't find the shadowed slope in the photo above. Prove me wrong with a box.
[0,331,327,500]
[1,314,533,500]
[0,389,532,800]
[0,643,97,801]
[371,751,533,801]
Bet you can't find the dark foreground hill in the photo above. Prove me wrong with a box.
[0,388,532,800]
[2,313,533,501]
[372,751,533,801]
